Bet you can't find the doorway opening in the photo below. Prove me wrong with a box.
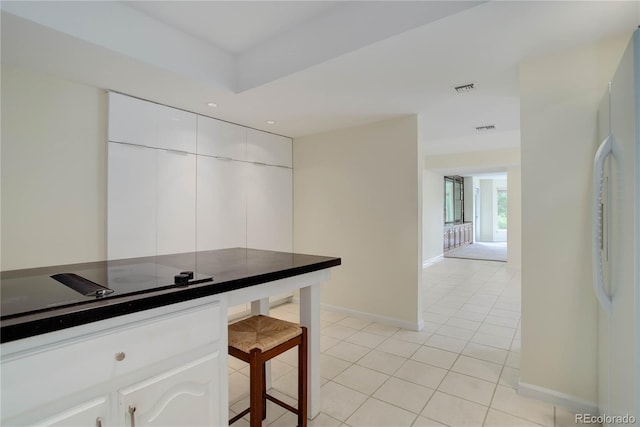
[444,172,507,262]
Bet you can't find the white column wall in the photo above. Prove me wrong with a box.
[507,167,522,266]
[519,33,630,405]
[293,116,423,329]
[423,169,444,261]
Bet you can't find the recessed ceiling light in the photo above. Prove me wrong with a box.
[266,120,276,125]
[207,102,217,108]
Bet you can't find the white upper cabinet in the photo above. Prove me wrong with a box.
[108,92,196,153]
[197,116,246,160]
[155,104,197,153]
[108,92,156,147]
[246,128,292,168]
[108,92,293,257]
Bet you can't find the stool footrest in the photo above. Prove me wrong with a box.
[266,393,298,414]
[229,408,251,425]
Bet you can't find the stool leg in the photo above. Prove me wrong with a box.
[250,349,264,427]
[262,362,267,420]
[298,328,308,427]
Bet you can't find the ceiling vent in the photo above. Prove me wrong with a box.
[454,83,476,93]
[475,125,496,131]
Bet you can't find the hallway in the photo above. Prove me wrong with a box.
[229,257,579,426]
[444,242,508,262]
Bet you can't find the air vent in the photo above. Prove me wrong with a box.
[475,125,496,131]
[454,83,476,93]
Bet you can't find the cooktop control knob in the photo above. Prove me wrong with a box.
[174,273,190,284]
[180,271,194,280]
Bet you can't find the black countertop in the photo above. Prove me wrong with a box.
[0,248,341,343]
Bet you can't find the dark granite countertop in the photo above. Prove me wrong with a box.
[0,248,341,343]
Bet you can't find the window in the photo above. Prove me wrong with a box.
[444,176,464,225]
[497,188,507,230]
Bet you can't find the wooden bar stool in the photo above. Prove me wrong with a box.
[228,315,307,427]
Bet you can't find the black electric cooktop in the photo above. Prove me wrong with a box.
[1,259,212,319]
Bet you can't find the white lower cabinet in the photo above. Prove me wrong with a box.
[1,297,228,427]
[119,353,220,427]
[32,397,108,427]
[247,164,293,305]
[196,156,247,251]
[157,149,196,256]
[108,143,197,259]
[107,142,157,260]
[247,164,293,252]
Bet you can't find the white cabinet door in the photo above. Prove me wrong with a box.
[108,93,156,147]
[247,164,292,252]
[197,116,246,160]
[118,353,221,427]
[157,150,196,256]
[109,93,197,153]
[108,142,157,260]
[246,128,292,167]
[31,397,108,427]
[156,104,197,153]
[196,157,247,251]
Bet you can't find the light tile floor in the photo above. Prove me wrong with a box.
[228,257,581,427]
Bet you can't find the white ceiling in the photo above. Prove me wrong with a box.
[1,1,638,156]
[124,1,341,55]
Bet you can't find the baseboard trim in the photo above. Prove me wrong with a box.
[422,254,444,268]
[291,298,423,331]
[518,382,599,414]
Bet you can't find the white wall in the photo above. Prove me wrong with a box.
[507,167,521,266]
[293,116,423,329]
[519,34,630,406]
[423,169,444,261]
[425,147,519,172]
[1,65,107,270]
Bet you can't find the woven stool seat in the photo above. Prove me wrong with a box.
[229,315,302,353]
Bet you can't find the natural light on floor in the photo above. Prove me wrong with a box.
[228,257,581,427]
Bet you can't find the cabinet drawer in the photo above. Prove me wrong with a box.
[246,128,292,167]
[108,92,156,147]
[197,116,246,160]
[1,302,221,421]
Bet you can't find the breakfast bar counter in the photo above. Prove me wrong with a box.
[1,248,341,426]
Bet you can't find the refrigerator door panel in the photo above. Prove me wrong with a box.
[598,29,639,426]
[596,88,611,419]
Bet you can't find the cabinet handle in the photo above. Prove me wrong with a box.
[129,405,137,427]
[252,161,268,167]
[215,156,234,161]
[164,148,190,155]
[96,417,102,427]
[115,352,126,361]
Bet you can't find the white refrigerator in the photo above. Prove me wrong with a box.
[593,28,639,426]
